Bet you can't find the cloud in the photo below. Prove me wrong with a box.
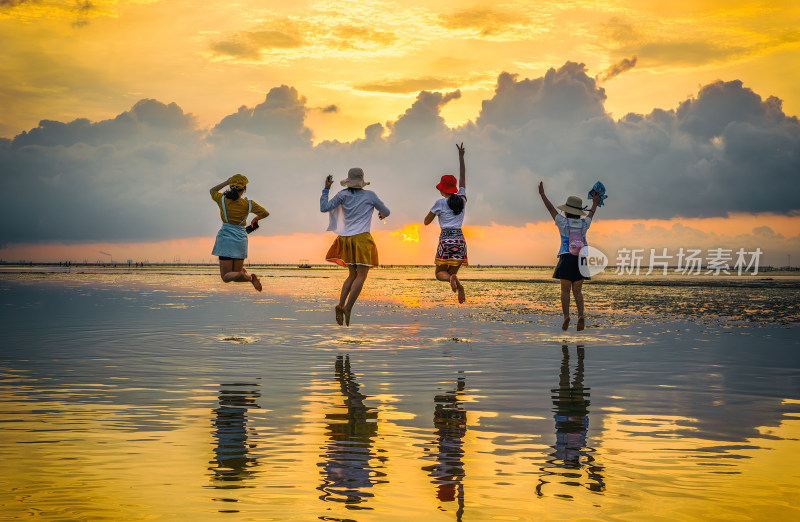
[211,85,312,147]
[597,56,637,82]
[12,98,197,148]
[0,0,33,7]
[388,90,461,141]
[439,8,530,38]
[599,15,800,68]
[319,104,339,114]
[331,25,397,50]
[1,61,798,249]
[354,76,463,94]
[207,17,406,63]
[476,62,607,129]
[210,21,308,60]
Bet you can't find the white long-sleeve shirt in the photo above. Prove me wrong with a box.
[320,188,390,236]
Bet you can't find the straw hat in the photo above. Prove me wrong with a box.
[340,167,370,188]
[436,174,458,194]
[557,195,587,216]
[229,173,249,190]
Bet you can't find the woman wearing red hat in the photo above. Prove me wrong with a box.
[424,143,468,303]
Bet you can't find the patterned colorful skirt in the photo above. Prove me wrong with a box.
[326,232,379,267]
[435,228,468,267]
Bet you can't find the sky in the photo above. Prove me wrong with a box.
[1,0,799,266]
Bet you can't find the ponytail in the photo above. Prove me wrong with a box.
[447,194,464,215]
[224,187,243,201]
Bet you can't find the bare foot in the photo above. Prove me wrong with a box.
[250,273,262,292]
[449,274,459,292]
[561,316,570,331]
[457,283,466,304]
[344,308,352,327]
[335,305,345,326]
[577,316,585,331]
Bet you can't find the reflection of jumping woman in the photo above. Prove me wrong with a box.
[320,168,390,326]
[424,143,468,304]
[539,182,600,331]
[209,174,269,292]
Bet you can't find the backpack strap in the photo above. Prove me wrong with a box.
[238,199,251,226]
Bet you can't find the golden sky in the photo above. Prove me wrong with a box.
[2,1,800,265]
[2,0,799,141]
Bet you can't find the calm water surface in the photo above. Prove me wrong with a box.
[1,268,799,521]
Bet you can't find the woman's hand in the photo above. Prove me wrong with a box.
[592,190,601,205]
[377,212,386,221]
[456,142,465,157]
[324,175,333,190]
[538,181,545,195]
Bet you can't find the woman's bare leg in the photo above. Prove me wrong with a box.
[335,265,357,325]
[220,259,261,291]
[435,264,465,302]
[220,259,248,282]
[450,265,465,304]
[343,265,371,326]
[560,279,572,330]
[572,280,585,331]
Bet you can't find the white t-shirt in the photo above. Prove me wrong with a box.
[430,187,467,229]
[320,188,390,236]
[554,214,592,256]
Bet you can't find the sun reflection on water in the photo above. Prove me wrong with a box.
[1,268,799,520]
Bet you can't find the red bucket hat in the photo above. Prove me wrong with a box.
[436,174,458,194]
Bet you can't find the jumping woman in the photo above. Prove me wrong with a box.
[424,143,468,303]
[209,174,269,292]
[320,168,390,326]
[539,182,601,331]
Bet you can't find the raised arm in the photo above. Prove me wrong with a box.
[210,177,232,196]
[587,191,601,219]
[538,182,558,220]
[457,142,466,191]
[423,211,436,226]
[320,175,343,212]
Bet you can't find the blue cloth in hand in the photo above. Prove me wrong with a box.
[589,181,608,207]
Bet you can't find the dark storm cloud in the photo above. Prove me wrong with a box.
[597,56,637,82]
[1,61,798,245]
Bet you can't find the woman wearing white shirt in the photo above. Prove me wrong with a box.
[539,182,601,331]
[320,168,390,326]
[424,143,468,304]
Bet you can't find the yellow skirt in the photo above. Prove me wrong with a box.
[326,232,379,267]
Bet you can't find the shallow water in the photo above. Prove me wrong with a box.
[1,268,799,520]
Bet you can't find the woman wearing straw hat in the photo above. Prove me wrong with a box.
[539,182,601,331]
[424,142,468,303]
[209,174,269,292]
[320,168,390,326]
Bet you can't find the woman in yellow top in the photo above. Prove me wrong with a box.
[209,174,269,292]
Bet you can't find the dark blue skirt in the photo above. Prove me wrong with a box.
[552,254,589,282]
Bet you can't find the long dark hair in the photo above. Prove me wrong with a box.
[224,187,243,200]
[447,194,464,215]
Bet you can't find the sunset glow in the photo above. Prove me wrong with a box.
[1,1,798,263]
